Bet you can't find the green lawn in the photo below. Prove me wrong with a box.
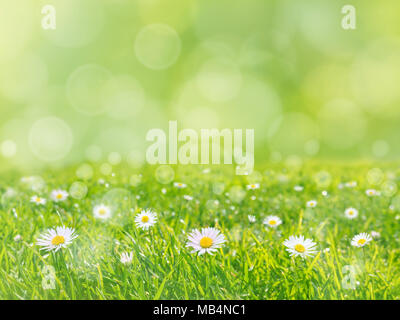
[0,162,399,299]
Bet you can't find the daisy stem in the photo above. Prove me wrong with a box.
[362,247,367,272]
[204,254,209,291]
[52,250,66,274]
[59,250,66,266]
[150,228,154,245]
[51,251,59,272]
[291,257,300,296]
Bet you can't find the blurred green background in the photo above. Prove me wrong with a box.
[1,0,400,172]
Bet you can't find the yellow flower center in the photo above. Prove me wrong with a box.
[36,198,42,202]
[295,244,305,253]
[348,210,354,215]
[56,193,63,199]
[98,208,106,215]
[200,236,213,248]
[141,215,149,223]
[357,239,366,245]
[51,235,65,245]
[269,220,276,225]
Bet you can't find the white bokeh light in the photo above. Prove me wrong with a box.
[100,163,113,176]
[285,155,303,170]
[367,168,383,186]
[304,139,320,156]
[212,182,225,195]
[155,165,175,184]
[294,0,357,57]
[1,140,17,158]
[382,181,397,197]
[196,58,242,102]
[69,181,88,199]
[43,0,104,48]
[372,140,390,158]
[228,185,246,203]
[314,171,332,189]
[108,152,122,165]
[127,149,145,168]
[28,117,73,162]
[102,75,145,120]
[246,170,263,184]
[134,24,181,70]
[85,145,103,162]
[67,64,112,115]
[76,163,94,180]
[0,53,48,103]
[130,174,142,187]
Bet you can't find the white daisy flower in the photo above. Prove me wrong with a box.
[371,231,381,238]
[263,215,282,228]
[120,251,133,265]
[21,176,34,183]
[30,195,46,205]
[344,207,359,219]
[93,204,112,220]
[366,189,377,197]
[294,185,304,192]
[322,190,328,197]
[14,234,22,242]
[186,227,226,255]
[246,183,260,190]
[174,182,187,189]
[248,215,256,223]
[3,188,16,199]
[306,200,317,208]
[183,195,193,201]
[50,189,68,202]
[135,209,157,230]
[36,226,78,252]
[283,235,317,258]
[345,181,357,188]
[351,233,372,247]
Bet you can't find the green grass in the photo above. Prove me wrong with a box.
[0,162,399,299]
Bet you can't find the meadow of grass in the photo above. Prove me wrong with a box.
[0,162,399,300]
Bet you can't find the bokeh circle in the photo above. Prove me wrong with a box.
[28,117,73,162]
[134,24,181,70]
